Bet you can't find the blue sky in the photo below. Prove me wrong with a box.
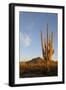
[19,12,58,61]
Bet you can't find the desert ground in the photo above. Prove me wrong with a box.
[19,57,58,78]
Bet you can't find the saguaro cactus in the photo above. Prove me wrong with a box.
[40,23,54,61]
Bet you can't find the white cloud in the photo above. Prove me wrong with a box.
[20,32,32,47]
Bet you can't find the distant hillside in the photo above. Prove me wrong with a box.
[26,57,45,63]
[20,57,58,78]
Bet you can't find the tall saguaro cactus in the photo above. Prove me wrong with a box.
[40,31,45,59]
[40,23,54,61]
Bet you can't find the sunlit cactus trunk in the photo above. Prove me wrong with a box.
[40,23,54,61]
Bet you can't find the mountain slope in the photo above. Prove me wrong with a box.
[20,57,58,78]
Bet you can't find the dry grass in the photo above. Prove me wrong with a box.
[19,57,58,78]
